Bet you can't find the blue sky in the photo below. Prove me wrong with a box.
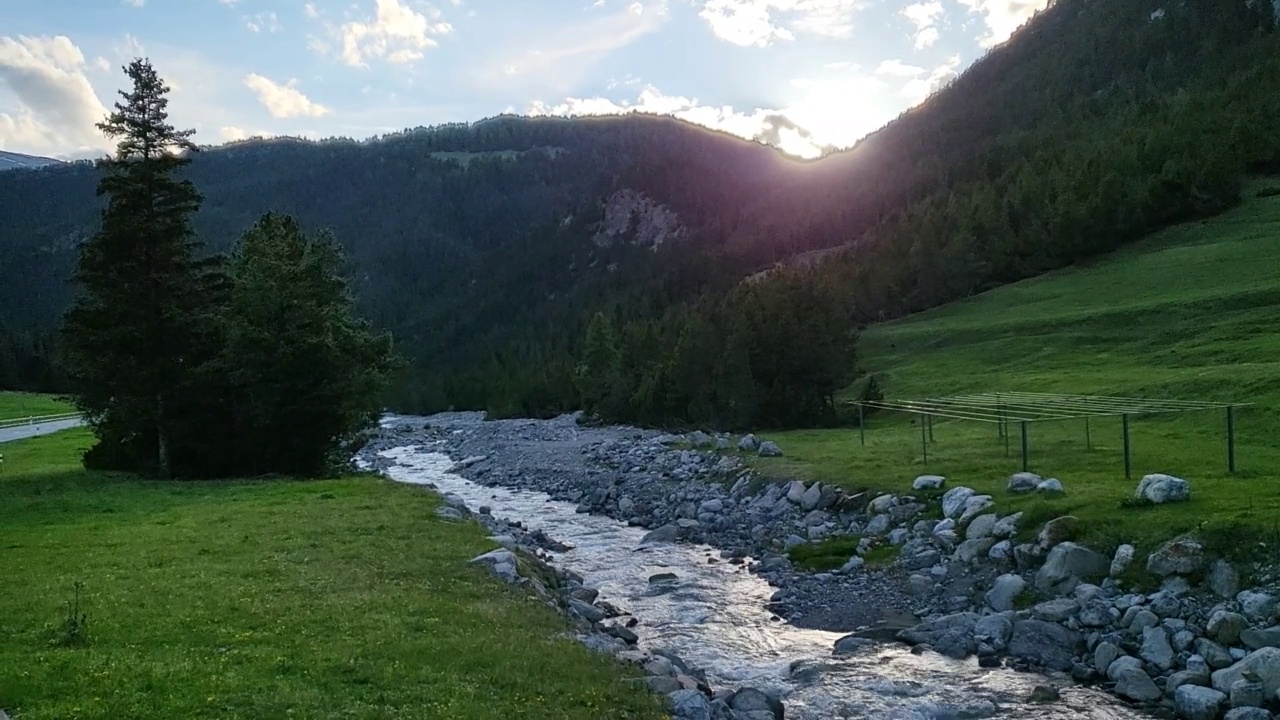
[0,0,1048,159]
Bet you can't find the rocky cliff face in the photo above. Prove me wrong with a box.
[592,189,687,251]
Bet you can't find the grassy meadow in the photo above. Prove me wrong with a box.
[0,428,664,720]
[757,184,1280,556]
[0,392,73,422]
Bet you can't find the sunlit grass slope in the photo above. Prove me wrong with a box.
[0,428,663,720]
[759,184,1280,554]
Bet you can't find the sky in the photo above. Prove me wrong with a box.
[0,0,1050,161]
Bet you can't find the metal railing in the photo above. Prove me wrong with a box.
[0,412,83,430]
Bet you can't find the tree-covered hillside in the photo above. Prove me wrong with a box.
[1,0,1276,424]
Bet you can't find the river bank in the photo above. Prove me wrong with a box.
[356,412,1185,718]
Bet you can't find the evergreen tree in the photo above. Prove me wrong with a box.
[577,312,624,418]
[222,212,401,476]
[62,58,210,477]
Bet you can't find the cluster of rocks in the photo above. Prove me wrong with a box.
[432,480,783,720]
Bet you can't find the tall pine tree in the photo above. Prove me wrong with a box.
[63,58,211,477]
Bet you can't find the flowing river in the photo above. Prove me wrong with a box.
[375,441,1153,720]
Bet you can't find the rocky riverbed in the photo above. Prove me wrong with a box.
[357,411,1280,720]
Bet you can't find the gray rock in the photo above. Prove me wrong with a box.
[738,434,759,452]
[1187,655,1210,675]
[699,498,724,514]
[1036,478,1064,494]
[1008,472,1042,494]
[986,574,1027,612]
[1078,602,1114,628]
[1114,666,1163,702]
[1209,611,1250,646]
[1037,516,1079,550]
[1032,598,1080,623]
[669,688,713,720]
[1207,559,1242,599]
[1136,473,1190,504]
[839,556,865,574]
[1211,647,1280,697]
[646,676,682,694]
[899,612,980,657]
[1147,536,1206,576]
[992,512,1022,539]
[1238,591,1278,624]
[1094,641,1122,675]
[1197,638,1236,669]
[955,538,996,564]
[1008,619,1082,671]
[1173,629,1199,653]
[469,549,520,583]
[965,513,999,540]
[436,506,465,519]
[1035,541,1108,595]
[913,474,946,490]
[1130,610,1160,633]
[975,614,1013,649]
[800,483,823,511]
[1166,668,1210,695]
[1140,625,1176,671]
[1108,655,1145,682]
[941,486,976,519]
[1174,685,1227,720]
[687,430,713,448]
[1241,625,1280,650]
[757,441,783,458]
[618,496,636,515]
[868,493,897,514]
[1224,708,1273,720]
[570,599,606,623]
[865,514,892,536]
[1229,678,1265,708]
[728,688,782,720]
[1110,544,1135,576]
[641,524,679,544]
[785,480,806,504]
[988,539,1014,562]
[958,495,995,525]
[833,635,876,655]
[649,572,679,585]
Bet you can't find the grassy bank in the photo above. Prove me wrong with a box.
[756,185,1280,555]
[0,429,664,720]
[0,392,72,421]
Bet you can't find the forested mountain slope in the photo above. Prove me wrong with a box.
[0,151,60,172]
[1,0,1277,419]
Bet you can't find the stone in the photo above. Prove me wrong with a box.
[1238,591,1278,624]
[757,441,783,458]
[839,556,865,574]
[955,538,997,564]
[1208,611,1250,646]
[1035,541,1109,595]
[1198,638,1236,669]
[1229,678,1265,708]
[1130,610,1160,633]
[669,689,713,720]
[698,498,724,514]
[1241,625,1280,650]
[988,540,1014,562]
[992,512,1022,539]
[1028,685,1061,703]
[1037,516,1079,550]
[974,614,1013,650]
[1224,709,1273,720]
[618,496,636,515]
[1140,626,1176,671]
[436,506,465,520]
[646,656,675,677]
[913,474,946,490]
[1094,642,1122,675]
[1114,666,1163,702]
[1110,544,1136,576]
[1079,602,1114,628]
[646,676,682,694]
[1108,655,1145,682]
[1187,655,1210,675]
[1167,668,1211,695]
[865,514,892,536]
[688,430,713,448]
[728,688,783,720]
[941,486,976,519]
[785,481,807,504]
[868,493,897,514]
[833,635,876,655]
[1174,685,1227,720]
[1008,619,1082,671]
[1207,559,1242,599]
[958,495,995,525]
[570,599,606,623]
[738,434,759,452]
[986,574,1027,612]
[1173,629,1199,653]
[649,572,679,585]
[898,612,980,654]
[604,624,639,644]
[1147,536,1206,576]
[800,483,823,512]
[1008,472,1042,494]
[641,524,679,544]
[933,518,956,535]
[965,513,999,540]
[468,549,520,583]
[1032,598,1080,623]
[1136,473,1191,504]
[1211,647,1280,697]
[1036,478,1064,495]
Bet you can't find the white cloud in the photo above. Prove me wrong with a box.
[246,11,282,33]
[696,0,863,46]
[243,74,331,118]
[304,3,320,19]
[123,0,146,7]
[902,0,943,48]
[875,59,926,78]
[333,0,453,67]
[898,54,961,102]
[0,35,109,156]
[958,0,1049,47]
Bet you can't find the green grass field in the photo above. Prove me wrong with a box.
[757,184,1280,556]
[0,429,663,720]
[0,392,73,422]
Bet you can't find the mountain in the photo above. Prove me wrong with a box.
[0,151,61,172]
[0,0,1277,419]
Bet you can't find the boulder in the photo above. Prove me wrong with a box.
[986,574,1027,612]
[1035,541,1108,595]
[737,434,760,452]
[1211,647,1280,697]
[1146,536,1206,577]
[669,689,713,720]
[569,599,606,623]
[1206,559,1241,599]
[1094,641,1122,675]
[1173,685,1226,720]
[1136,473,1190,504]
[785,481,807,504]
[727,688,783,720]
[1008,472,1042,494]
[898,612,980,657]
[618,496,636,515]
[865,514,892,536]
[1036,478,1064,495]
[1166,668,1211,695]
[1008,619,1082,671]
[992,512,1022,539]
[965,513,1000,540]
[1037,516,1079,550]
[641,524,680,544]
[757,441,783,458]
[941,486,976,519]
[1197,638,1236,669]
[1140,626,1176,671]
[955,538,997,564]
[800,483,824,512]
[687,430,713,448]
[1108,655,1145,682]
[698,498,724,514]
[469,549,520,584]
[1114,666,1162,702]
[1229,678,1265,708]
[974,613,1014,650]
[1224,709,1273,720]
[1032,598,1080,623]
[833,635,876,656]
[1208,611,1250,646]
[1237,591,1278,624]
[913,474,946,491]
[988,539,1014,562]
[1110,544,1135,576]
[868,493,897,514]
[958,495,995,525]
[1240,625,1280,650]
[436,506,465,520]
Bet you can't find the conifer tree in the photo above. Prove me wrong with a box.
[62,58,210,477]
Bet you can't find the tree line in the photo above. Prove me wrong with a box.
[62,59,398,478]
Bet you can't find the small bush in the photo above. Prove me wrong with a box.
[52,581,89,648]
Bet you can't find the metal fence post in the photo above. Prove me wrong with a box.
[1020,421,1029,472]
[859,403,865,448]
[1227,405,1236,474]
[1122,414,1131,480]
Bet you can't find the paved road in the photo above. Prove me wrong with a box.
[0,417,85,444]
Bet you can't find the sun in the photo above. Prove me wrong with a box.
[780,76,900,158]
